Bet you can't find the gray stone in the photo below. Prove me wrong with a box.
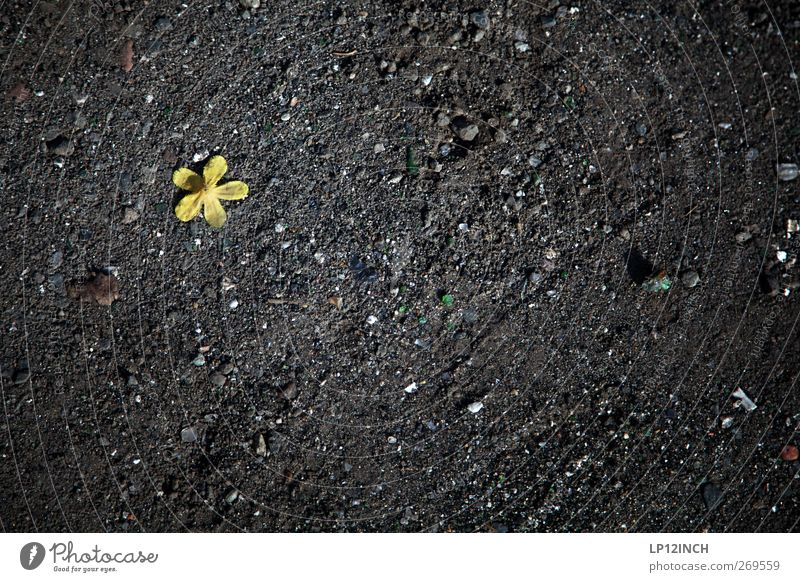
[470,11,490,30]
[180,427,198,443]
[777,163,798,181]
[453,119,479,141]
[49,251,63,270]
[681,270,700,288]
[121,207,139,224]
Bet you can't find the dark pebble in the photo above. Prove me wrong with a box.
[700,482,723,511]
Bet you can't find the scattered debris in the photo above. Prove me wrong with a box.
[404,382,418,394]
[67,272,120,305]
[328,296,343,310]
[732,388,757,412]
[642,270,672,292]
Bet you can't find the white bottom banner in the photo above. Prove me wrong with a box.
[1,533,796,581]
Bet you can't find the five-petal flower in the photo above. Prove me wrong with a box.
[173,155,248,227]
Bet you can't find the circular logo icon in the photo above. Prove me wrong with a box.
[20,542,46,570]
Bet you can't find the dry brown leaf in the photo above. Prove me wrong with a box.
[68,273,120,306]
[120,39,134,73]
[7,82,30,102]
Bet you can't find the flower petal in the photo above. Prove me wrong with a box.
[175,191,204,222]
[203,155,228,187]
[212,181,249,200]
[203,196,227,228]
[172,168,203,191]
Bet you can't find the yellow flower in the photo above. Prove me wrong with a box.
[173,155,249,227]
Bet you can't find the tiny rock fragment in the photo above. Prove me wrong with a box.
[67,273,120,305]
[404,382,418,394]
[328,296,343,310]
[120,39,134,73]
[255,433,267,456]
[121,207,139,224]
[467,401,484,414]
[780,444,798,462]
[731,388,757,412]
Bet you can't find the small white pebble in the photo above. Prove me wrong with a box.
[145,94,154,103]
[387,436,397,444]
[467,402,484,414]
[366,315,378,325]
[275,223,286,233]
[777,250,787,262]
[404,382,418,394]
[229,299,239,309]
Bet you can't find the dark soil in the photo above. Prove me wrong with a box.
[1,0,799,532]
